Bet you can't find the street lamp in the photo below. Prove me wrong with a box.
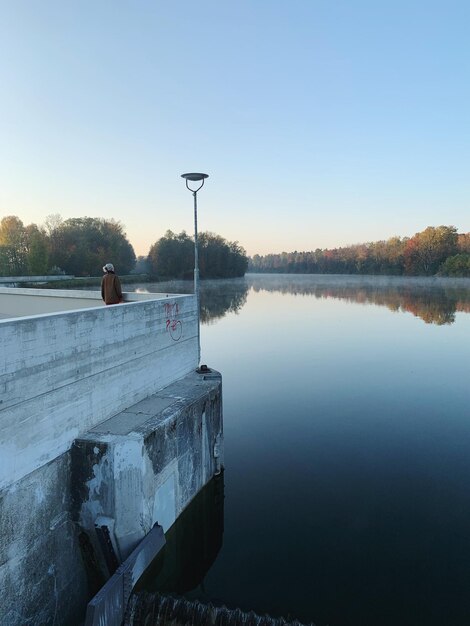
[181,172,208,366]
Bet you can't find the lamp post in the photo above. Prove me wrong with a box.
[181,172,208,366]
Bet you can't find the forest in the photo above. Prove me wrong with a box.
[249,226,470,277]
[1,217,469,279]
[0,215,248,279]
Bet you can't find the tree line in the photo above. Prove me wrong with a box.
[0,215,248,279]
[249,226,470,277]
[2,216,468,279]
[0,215,136,276]
[147,230,248,279]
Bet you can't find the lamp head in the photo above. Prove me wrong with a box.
[181,173,209,182]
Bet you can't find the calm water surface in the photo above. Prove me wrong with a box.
[133,274,470,626]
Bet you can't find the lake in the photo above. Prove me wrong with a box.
[131,274,470,626]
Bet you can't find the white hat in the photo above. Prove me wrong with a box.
[103,263,114,272]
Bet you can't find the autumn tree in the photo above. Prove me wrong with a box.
[0,216,28,275]
[457,233,470,254]
[404,226,458,275]
[248,228,463,277]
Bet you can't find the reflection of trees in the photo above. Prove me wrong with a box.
[132,278,249,324]
[199,279,248,324]
[246,274,470,326]
[132,274,470,325]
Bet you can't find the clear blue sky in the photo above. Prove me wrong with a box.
[1,1,469,257]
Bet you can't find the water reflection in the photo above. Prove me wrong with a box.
[137,474,224,597]
[134,275,470,626]
[245,274,470,325]
[131,275,470,326]
[132,278,249,324]
[199,279,249,325]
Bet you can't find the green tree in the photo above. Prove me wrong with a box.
[132,255,150,274]
[227,240,249,277]
[198,232,248,278]
[148,230,194,278]
[148,230,248,279]
[49,217,136,275]
[25,224,49,275]
[43,214,64,273]
[439,253,470,277]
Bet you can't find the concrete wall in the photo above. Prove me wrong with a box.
[0,370,223,626]
[0,451,89,626]
[0,292,198,491]
[0,286,178,318]
[0,289,224,626]
[74,370,223,560]
[0,274,74,284]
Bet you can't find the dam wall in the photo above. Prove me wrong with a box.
[0,290,223,625]
[0,371,223,626]
[0,290,198,490]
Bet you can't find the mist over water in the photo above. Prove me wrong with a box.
[133,273,470,326]
[132,275,470,626]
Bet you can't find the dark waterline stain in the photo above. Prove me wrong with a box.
[136,474,224,597]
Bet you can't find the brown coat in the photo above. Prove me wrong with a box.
[101,273,123,305]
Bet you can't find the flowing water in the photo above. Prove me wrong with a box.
[129,274,470,626]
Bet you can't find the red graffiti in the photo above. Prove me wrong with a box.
[164,302,182,341]
[164,302,179,317]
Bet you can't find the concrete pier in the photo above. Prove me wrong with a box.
[0,288,199,491]
[0,288,223,625]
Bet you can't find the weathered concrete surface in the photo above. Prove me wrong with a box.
[0,292,198,490]
[0,452,88,626]
[1,288,222,625]
[0,286,183,318]
[74,369,224,562]
[0,369,223,626]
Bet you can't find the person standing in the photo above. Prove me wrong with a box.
[101,263,123,305]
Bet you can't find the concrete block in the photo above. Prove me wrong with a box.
[74,370,223,562]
